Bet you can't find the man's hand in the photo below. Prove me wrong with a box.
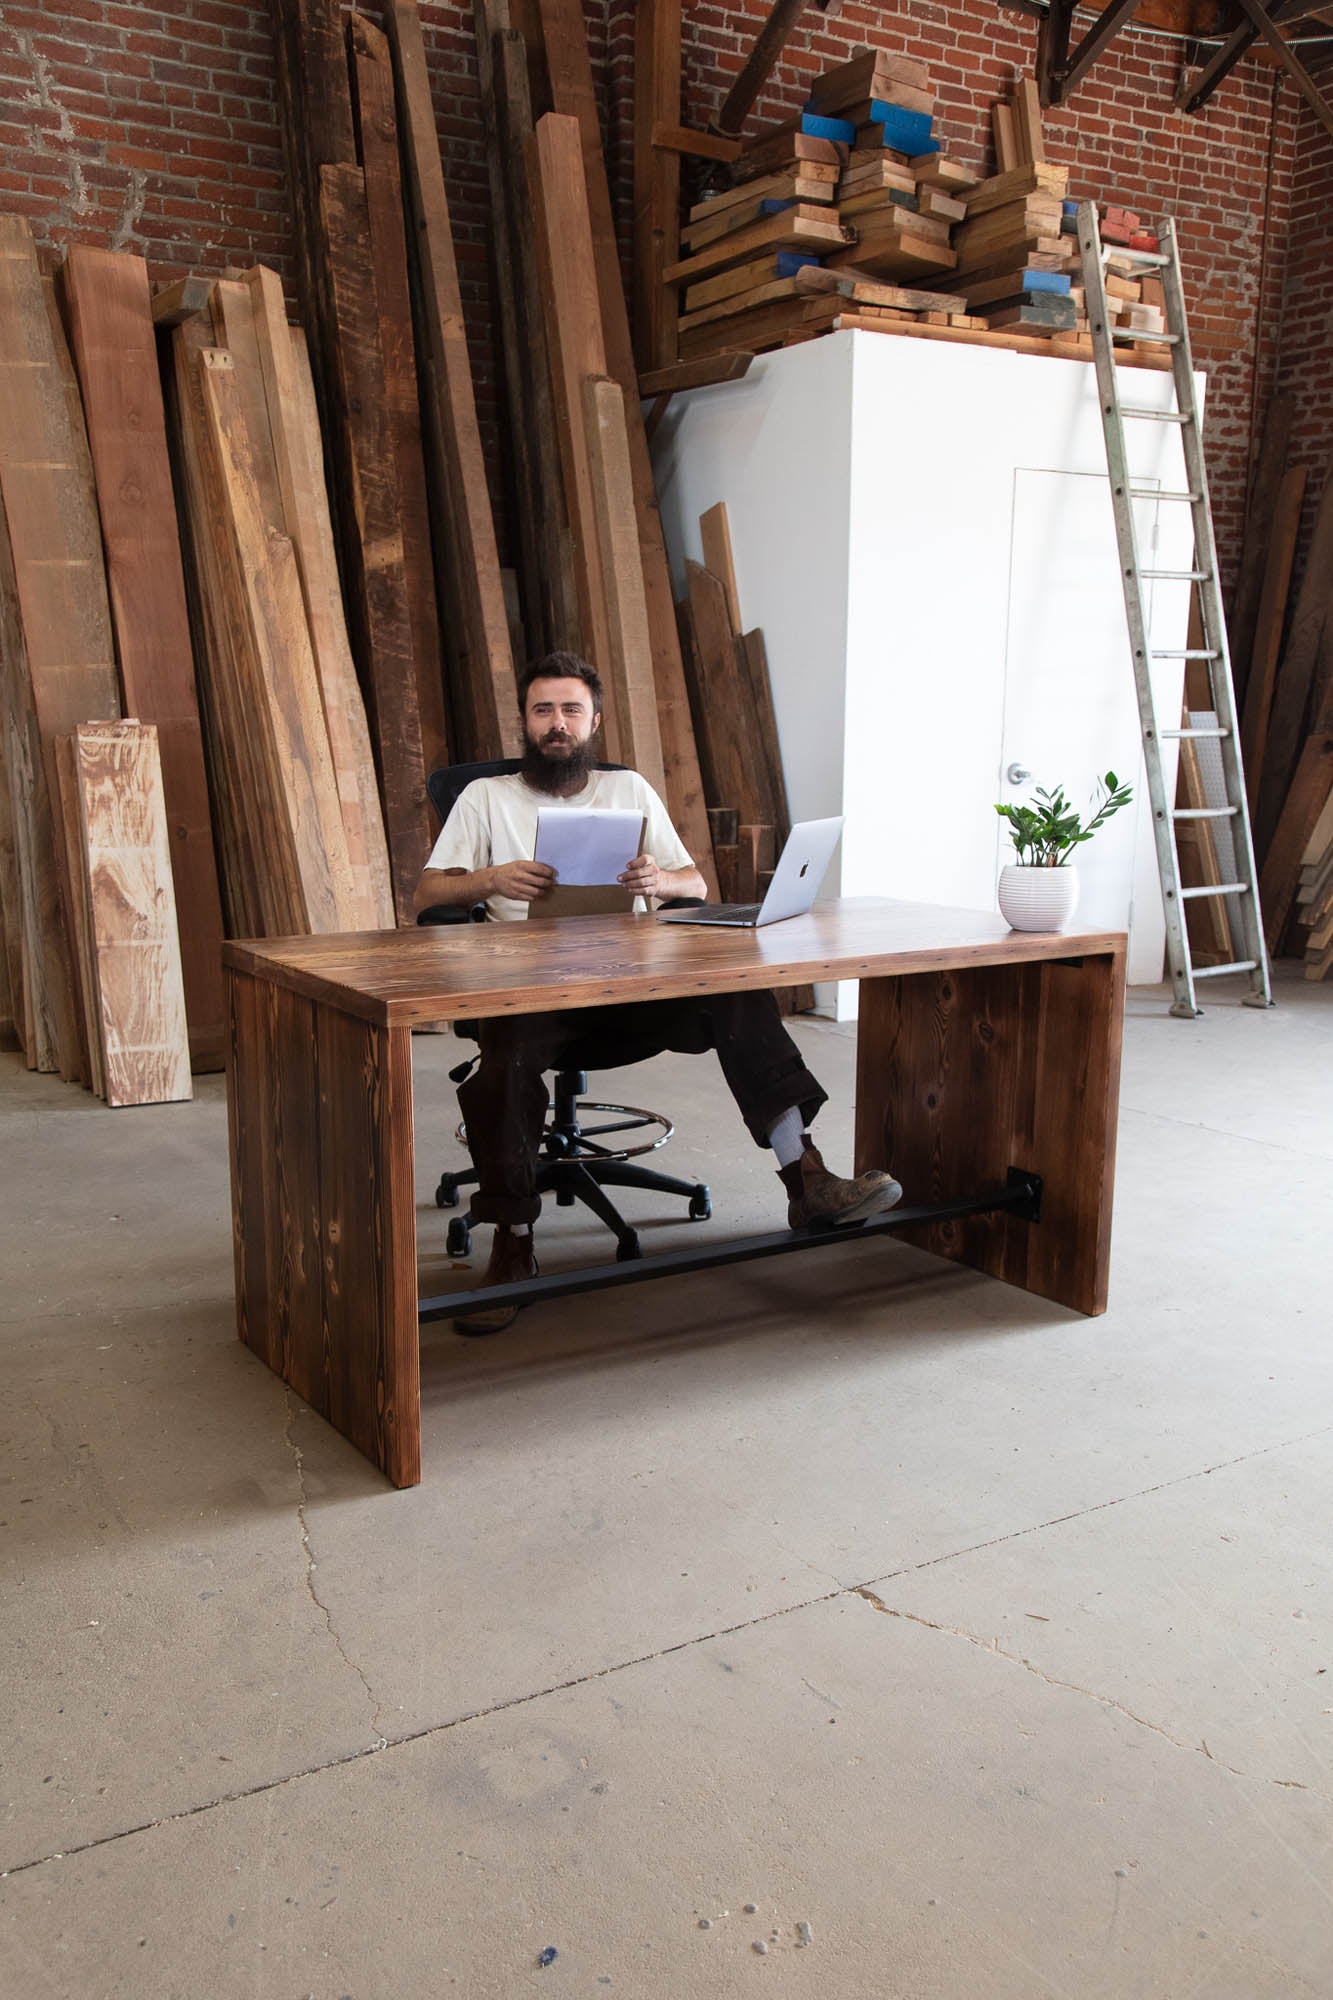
[490,859,557,903]
[618,853,662,900]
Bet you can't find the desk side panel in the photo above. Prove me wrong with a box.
[226,969,326,1400]
[855,952,1123,1316]
[316,1007,420,1488]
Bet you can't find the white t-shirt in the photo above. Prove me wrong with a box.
[426,768,694,922]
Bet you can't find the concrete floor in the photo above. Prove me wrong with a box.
[1,969,1330,1998]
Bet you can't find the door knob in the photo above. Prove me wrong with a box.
[1006,762,1031,786]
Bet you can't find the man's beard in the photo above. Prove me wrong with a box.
[520,731,596,795]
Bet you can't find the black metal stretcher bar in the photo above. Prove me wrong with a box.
[417,1170,1044,1324]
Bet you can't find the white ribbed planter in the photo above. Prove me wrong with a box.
[997,862,1080,932]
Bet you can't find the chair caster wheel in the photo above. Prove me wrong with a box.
[446,1218,472,1258]
[615,1232,641,1263]
[689,1186,711,1221]
[436,1175,460,1209]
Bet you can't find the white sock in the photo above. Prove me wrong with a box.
[766,1106,807,1168]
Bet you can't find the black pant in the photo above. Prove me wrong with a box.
[458,989,827,1225]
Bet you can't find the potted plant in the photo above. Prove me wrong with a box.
[994,772,1134,931]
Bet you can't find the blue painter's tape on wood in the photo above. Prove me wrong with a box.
[759,198,796,215]
[1062,199,1079,215]
[868,103,936,154]
[800,112,856,142]
[776,252,823,276]
[1018,269,1073,295]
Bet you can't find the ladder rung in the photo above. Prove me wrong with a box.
[1162,725,1228,738]
[1121,407,1190,423]
[1152,650,1219,660]
[1180,881,1249,899]
[1191,960,1260,979]
[1129,488,1200,502]
[1173,806,1238,820]
[1139,568,1210,581]
[1102,247,1171,267]
[1111,328,1181,345]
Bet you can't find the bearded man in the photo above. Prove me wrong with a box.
[414,653,903,1328]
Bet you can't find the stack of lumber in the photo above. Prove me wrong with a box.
[677,502,812,1010]
[471,0,717,893]
[166,267,395,937]
[54,722,192,1106]
[667,50,1167,372]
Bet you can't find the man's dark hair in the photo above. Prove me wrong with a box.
[519,651,603,715]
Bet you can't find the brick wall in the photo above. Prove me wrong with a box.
[0,0,1318,598]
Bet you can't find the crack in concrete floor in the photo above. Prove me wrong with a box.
[284,1395,387,1752]
[7,1419,1329,1882]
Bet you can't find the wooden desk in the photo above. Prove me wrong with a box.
[223,901,1126,1488]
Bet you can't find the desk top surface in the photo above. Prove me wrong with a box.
[222,898,1126,1028]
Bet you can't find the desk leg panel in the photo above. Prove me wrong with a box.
[315,1004,420,1489]
[855,953,1123,1317]
[226,969,327,1406]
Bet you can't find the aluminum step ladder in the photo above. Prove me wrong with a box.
[1077,202,1272,1018]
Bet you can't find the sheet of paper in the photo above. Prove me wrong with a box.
[534,808,644,887]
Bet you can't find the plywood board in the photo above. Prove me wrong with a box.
[68,722,192,1107]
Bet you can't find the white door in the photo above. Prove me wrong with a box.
[999,467,1163,970]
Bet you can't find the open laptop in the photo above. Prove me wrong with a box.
[661,816,845,928]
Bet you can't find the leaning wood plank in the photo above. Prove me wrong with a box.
[528,114,617,747]
[245,264,393,928]
[633,0,681,372]
[200,349,359,935]
[1256,451,1333,856]
[61,245,227,1072]
[385,0,522,761]
[495,27,583,657]
[1012,78,1045,166]
[54,731,107,1098]
[151,275,212,328]
[533,0,717,891]
[699,501,742,633]
[0,219,120,1080]
[349,11,451,782]
[0,573,60,1069]
[0,729,24,1054]
[1260,729,1333,948]
[1227,391,1292,712]
[319,163,433,923]
[69,722,191,1107]
[268,0,357,397]
[683,560,754,827]
[168,319,273,939]
[583,376,666,798]
[1241,461,1307,810]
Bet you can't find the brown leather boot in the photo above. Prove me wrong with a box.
[453,1225,538,1335]
[779,1136,903,1230]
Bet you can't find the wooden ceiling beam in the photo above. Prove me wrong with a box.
[1044,0,1148,102]
[1177,0,1313,111]
[1229,0,1333,134]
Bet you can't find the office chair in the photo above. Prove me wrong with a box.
[418,759,712,1263]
